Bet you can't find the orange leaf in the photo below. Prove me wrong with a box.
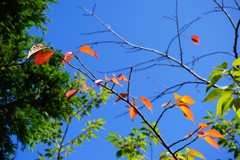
[59,51,74,64]
[204,136,219,150]
[174,92,181,100]
[181,95,195,105]
[66,89,78,100]
[198,122,210,130]
[117,74,128,81]
[191,35,200,45]
[105,74,111,81]
[79,45,98,58]
[179,105,194,122]
[139,96,153,112]
[204,129,225,139]
[111,77,122,86]
[115,93,128,102]
[129,101,137,121]
[27,43,46,59]
[34,49,54,65]
[82,83,92,90]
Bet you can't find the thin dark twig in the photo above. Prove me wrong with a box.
[175,0,184,63]
[75,55,98,80]
[174,136,199,154]
[169,127,200,148]
[80,30,109,35]
[57,123,69,160]
[127,67,133,101]
[233,20,240,59]
[154,104,175,129]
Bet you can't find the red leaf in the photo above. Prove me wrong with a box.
[115,93,128,102]
[191,35,200,45]
[139,96,153,112]
[204,136,219,150]
[129,101,137,121]
[179,104,194,122]
[79,45,98,58]
[66,90,78,100]
[34,49,54,65]
[59,51,74,64]
[27,43,46,59]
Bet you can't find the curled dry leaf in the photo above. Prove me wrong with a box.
[27,43,46,59]
[79,45,98,58]
[95,79,103,85]
[191,35,200,45]
[59,51,74,64]
[66,89,78,100]
[115,93,128,102]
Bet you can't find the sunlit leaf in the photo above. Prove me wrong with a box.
[203,88,223,102]
[198,122,210,130]
[204,129,225,139]
[232,58,240,67]
[203,136,219,150]
[59,51,74,64]
[139,96,153,112]
[181,95,195,105]
[117,74,128,81]
[198,131,204,137]
[129,101,137,121]
[189,149,205,159]
[79,45,98,58]
[27,43,46,59]
[82,83,92,90]
[34,49,54,65]
[111,77,122,86]
[191,35,200,44]
[174,92,181,100]
[115,93,128,102]
[179,105,194,122]
[66,89,78,100]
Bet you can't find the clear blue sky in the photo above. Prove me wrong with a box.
[17,0,239,159]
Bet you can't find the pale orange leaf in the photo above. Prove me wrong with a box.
[204,136,219,150]
[179,105,194,122]
[66,89,78,100]
[204,129,225,139]
[129,101,137,121]
[111,77,122,86]
[117,74,128,81]
[34,49,54,65]
[139,96,153,112]
[59,51,74,64]
[198,122,210,130]
[82,83,92,90]
[162,100,172,107]
[115,93,129,102]
[191,35,200,45]
[184,132,193,139]
[173,92,181,100]
[79,45,98,58]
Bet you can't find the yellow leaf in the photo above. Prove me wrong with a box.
[179,105,194,122]
[189,149,205,159]
[204,136,219,150]
[204,129,225,139]
[174,92,181,100]
[139,96,153,112]
[181,95,195,105]
[198,122,210,130]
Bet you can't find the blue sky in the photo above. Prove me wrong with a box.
[17,0,239,159]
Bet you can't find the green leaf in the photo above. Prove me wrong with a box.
[216,61,228,69]
[216,93,233,116]
[203,88,223,102]
[232,58,240,67]
[206,74,222,92]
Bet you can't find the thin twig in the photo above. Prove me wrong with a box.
[57,123,69,160]
[127,67,133,101]
[233,20,240,59]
